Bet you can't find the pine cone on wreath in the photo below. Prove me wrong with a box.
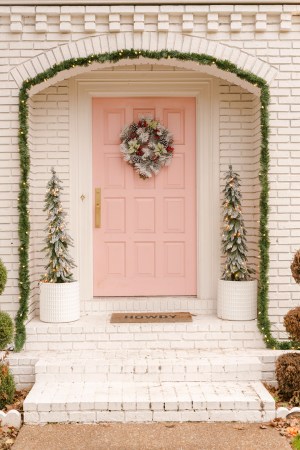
[160,138,168,147]
[131,155,141,164]
[291,249,300,283]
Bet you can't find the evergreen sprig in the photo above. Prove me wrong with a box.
[41,168,75,283]
[15,48,299,351]
[221,165,254,281]
[0,259,7,296]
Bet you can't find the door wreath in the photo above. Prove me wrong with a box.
[120,117,174,179]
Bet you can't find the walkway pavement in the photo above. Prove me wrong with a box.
[13,422,291,450]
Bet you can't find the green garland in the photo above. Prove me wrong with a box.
[15,48,299,351]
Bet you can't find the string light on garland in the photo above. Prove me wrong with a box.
[15,48,299,351]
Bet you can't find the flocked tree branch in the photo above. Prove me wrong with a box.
[221,165,254,281]
[41,168,75,283]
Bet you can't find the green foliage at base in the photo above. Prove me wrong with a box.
[0,259,7,296]
[292,435,300,450]
[0,364,15,410]
[0,312,14,350]
[15,48,298,350]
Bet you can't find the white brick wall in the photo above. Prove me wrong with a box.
[219,81,260,273]
[0,4,299,339]
[29,82,70,318]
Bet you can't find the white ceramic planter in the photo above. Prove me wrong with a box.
[39,281,80,323]
[217,279,257,321]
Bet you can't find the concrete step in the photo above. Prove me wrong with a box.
[34,354,262,383]
[24,380,275,424]
[24,314,265,352]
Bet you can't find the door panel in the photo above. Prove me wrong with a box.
[92,97,196,296]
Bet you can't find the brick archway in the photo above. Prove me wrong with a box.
[10,31,277,96]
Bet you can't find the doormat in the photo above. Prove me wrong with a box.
[110,312,193,323]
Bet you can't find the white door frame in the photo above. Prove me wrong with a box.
[69,70,220,306]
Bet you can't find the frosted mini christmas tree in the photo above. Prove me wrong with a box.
[41,168,75,283]
[221,165,254,281]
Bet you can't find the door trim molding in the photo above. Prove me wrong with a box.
[70,71,219,305]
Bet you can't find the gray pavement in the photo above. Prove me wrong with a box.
[13,422,291,450]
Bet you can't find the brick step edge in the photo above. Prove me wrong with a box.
[35,372,262,383]
[24,381,275,424]
[24,408,275,424]
[35,356,262,372]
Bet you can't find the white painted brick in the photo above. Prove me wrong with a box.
[112,6,134,13]
[109,14,120,22]
[0,6,11,15]
[40,411,68,422]
[35,14,48,33]
[182,14,194,33]
[259,5,282,12]
[255,13,267,32]
[158,14,168,22]
[24,412,40,424]
[10,68,24,87]
[134,22,144,32]
[85,14,96,33]
[157,14,169,32]
[135,6,159,13]
[36,22,48,33]
[60,15,72,33]
[231,14,242,32]
[160,5,184,13]
[97,411,125,422]
[61,6,85,15]
[207,14,219,33]
[125,411,152,422]
[11,6,34,14]
[36,6,60,14]
[10,15,23,33]
[207,13,218,21]
[85,6,110,14]
[280,14,292,32]
[134,14,144,33]
[153,411,182,422]
[109,14,120,33]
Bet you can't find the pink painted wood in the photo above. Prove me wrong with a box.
[92,97,196,296]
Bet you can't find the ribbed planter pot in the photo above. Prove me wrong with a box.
[217,279,257,321]
[39,281,80,323]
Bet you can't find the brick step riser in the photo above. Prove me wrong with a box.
[83,299,209,314]
[26,328,260,336]
[24,408,274,424]
[35,371,262,383]
[23,339,264,351]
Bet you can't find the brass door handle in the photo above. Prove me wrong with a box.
[95,188,101,228]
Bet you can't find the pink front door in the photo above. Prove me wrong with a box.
[92,97,196,296]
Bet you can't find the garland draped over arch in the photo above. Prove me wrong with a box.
[16,48,298,351]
